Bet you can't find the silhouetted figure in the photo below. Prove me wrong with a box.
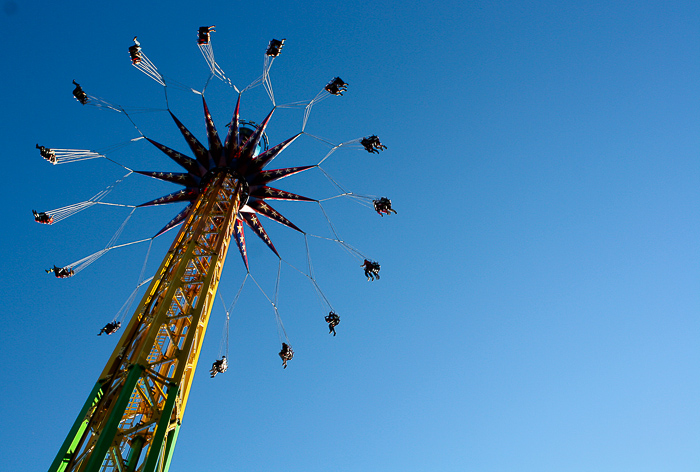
[46,265,75,278]
[33,210,53,224]
[361,259,381,281]
[198,26,215,45]
[129,37,142,64]
[98,321,121,336]
[266,38,285,57]
[361,135,386,154]
[325,77,348,96]
[210,356,228,378]
[36,144,57,164]
[325,311,340,336]
[72,80,88,105]
[373,197,397,217]
[279,343,294,369]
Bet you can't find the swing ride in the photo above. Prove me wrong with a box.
[39,29,395,472]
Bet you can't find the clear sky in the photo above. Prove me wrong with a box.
[1,1,698,471]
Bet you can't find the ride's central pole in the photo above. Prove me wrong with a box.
[49,172,244,472]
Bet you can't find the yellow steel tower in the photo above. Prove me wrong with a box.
[49,93,315,471]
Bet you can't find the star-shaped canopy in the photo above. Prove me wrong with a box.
[137,95,315,270]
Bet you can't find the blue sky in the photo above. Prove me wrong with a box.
[1,1,698,471]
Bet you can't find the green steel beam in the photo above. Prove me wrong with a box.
[48,382,104,472]
[160,422,181,472]
[143,384,180,472]
[84,365,143,472]
[125,436,145,472]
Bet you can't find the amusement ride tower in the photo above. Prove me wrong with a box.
[49,100,287,471]
[42,31,391,472]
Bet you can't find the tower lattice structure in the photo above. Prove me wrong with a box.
[49,172,245,472]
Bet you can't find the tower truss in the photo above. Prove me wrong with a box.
[50,172,244,471]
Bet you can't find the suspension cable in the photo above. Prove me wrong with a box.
[115,276,154,323]
[198,42,233,88]
[262,55,275,106]
[301,88,335,131]
[216,273,249,358]
[133,51,166,86]
[69,236,151,274]
[248,271,289,344]
[44,171,133,224]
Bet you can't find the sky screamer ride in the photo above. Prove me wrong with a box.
[40,29,393,472]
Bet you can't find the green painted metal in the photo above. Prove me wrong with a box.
[48,382,104,472]
[111,451,125,472]
[84,365,144,472]
[125,436,145,472]
[143,384,180,472]
[160,422,181,472]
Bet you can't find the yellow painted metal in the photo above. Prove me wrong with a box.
[51,172,243,472]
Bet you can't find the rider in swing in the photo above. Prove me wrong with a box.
[98,321,121,336]
[361,259,381,281]
[279,343,294,369]
[325,311,340,336]
[210,356,228,378]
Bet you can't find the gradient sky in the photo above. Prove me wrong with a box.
[1,1,699,471]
